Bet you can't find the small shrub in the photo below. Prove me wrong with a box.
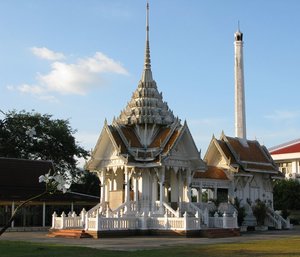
[233,197,246,226]
[252,199,267,226]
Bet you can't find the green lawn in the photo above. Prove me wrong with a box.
[1,237,300,257]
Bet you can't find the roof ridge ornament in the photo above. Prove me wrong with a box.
[141,1,153,83]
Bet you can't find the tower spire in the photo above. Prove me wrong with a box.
[234,25,246,140]
[141,1,153,82]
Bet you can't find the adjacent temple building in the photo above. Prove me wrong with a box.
[50,3,289,237]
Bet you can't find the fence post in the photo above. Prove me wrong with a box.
[61,212,66,229]
[233,211,238,228]
[141,212,147,230]
[213,212,219,228]
[95,212,100,231]
[183,211,188,230]
[195,211,201,229]
[84,212,89,231]
[81,208,86,228]
[51,211,57,229]
[204,208,208,226]
[223,212,228,228]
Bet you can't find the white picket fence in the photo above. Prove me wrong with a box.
[51,209,237,231]
[208,211,238,228]
[51,209,86,229]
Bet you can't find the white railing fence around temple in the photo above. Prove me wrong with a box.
[208,211,238,228]
[51,208,238,231]
[51,209,86,229]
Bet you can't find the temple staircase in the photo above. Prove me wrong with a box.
[48,229,93,239]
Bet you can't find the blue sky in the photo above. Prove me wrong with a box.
[1,0,300,158]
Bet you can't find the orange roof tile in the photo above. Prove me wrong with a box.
[120,126,142,148]
[108,126,127,153]
[194,166,228,180]
[162,129,181,154]
[217,140,237,164]
[149,127,171,148]
[226,136,269,163]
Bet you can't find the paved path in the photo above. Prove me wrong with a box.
[1,227,300,251]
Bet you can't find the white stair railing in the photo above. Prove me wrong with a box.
[266,207,290,229]
[163,202,179,217]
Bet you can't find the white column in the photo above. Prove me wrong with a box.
[178,170,183,208]
[99,170,106,204]
[152,173,158,210]
[42,202,46,227]
[159,167,165,212]
[292,161,297,176]
[134,172,139,212]
[186,169,192,202]
[234,29,246,139]
[71,202,74,212]
[124,167,130,213]
[170,169,179,203]
[197,188,202,203]
[214,185,218,200]
[11,201,15,228]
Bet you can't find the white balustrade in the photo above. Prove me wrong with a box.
[51,205,238,232]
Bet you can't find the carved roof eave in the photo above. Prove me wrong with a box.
[220,133,241,163]
[111,121,136,157]
[85,121,126,171]
[203,134,216,162]
[126,161,162,168]
[160,123,206,171]
[243,168,280,174]
[176,121,201,157]
[160,118,183,154]
[206,135,234,169]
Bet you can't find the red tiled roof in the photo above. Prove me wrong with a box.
[226,136,269,163]
[269,142,300,155]
[194,166,228,180]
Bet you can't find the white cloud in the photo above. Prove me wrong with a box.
[37,52,128,95]
[31,47,66,61]
[264,110,300,121]
[10,49,129,99]
[17,84,46,94]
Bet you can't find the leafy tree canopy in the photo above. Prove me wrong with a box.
[273,179,300,210]
[0,110,89,174]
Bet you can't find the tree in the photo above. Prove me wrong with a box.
[0,110,88,174]
[273,179,300,211]
[0,110,90,236]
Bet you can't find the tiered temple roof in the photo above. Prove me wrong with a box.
[116,3,174,126]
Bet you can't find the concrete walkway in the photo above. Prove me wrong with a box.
[1,227,300,251]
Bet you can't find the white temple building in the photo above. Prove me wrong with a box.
[50,3,289,237]
[269,139,300,180]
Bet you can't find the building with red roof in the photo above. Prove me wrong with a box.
[269,138,300,180]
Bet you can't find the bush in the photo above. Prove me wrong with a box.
[252,199,267,226]
[233,197,246,226]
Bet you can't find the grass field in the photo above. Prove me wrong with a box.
[1,237,300,257]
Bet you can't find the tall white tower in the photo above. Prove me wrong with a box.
[234,27,246,139]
